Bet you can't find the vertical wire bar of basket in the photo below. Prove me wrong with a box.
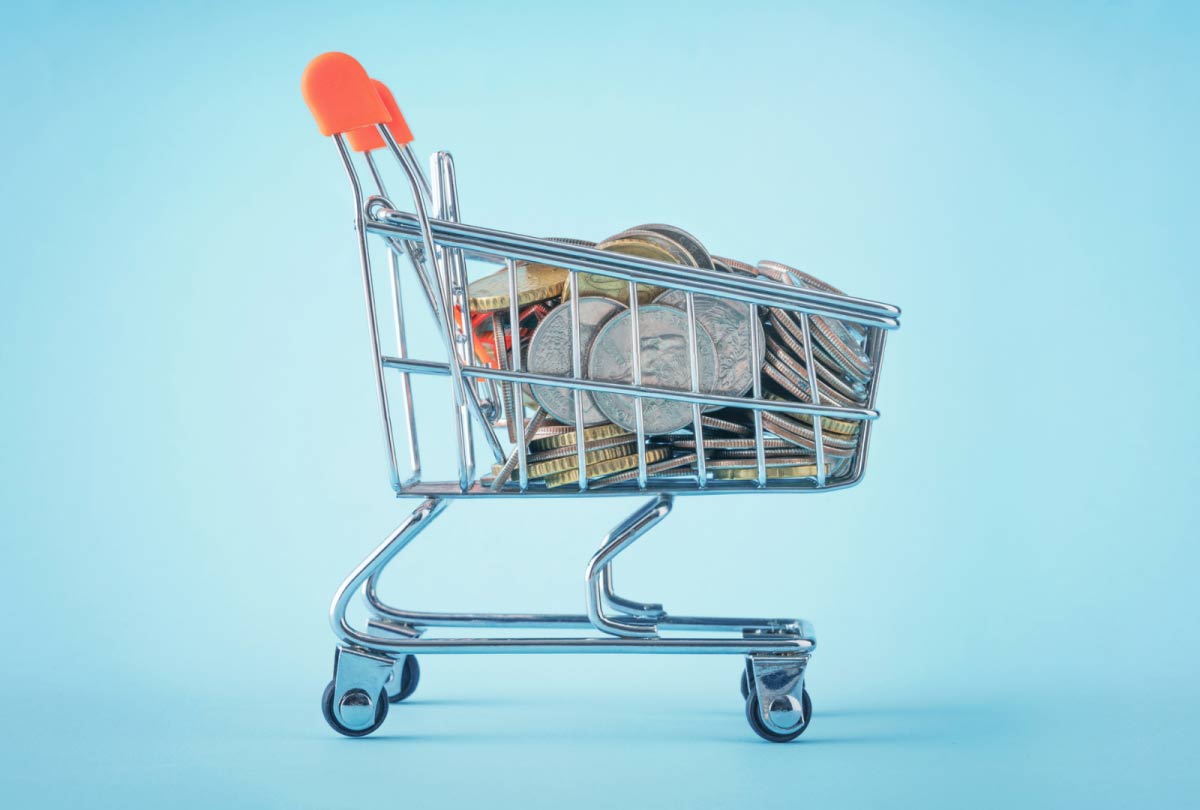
[569,271,588,490]
[431,153,477,485]
[798,312,827,486]
[507,258,529,490]
[364,151,421,482]
[684,292,706,487]
[334,134,401,492]
[850,326,888,481]
[628,281,647,487]
[749,303,767,486]
[387,237,421,482]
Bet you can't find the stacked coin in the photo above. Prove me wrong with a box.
[466,226,870,488]
[480,424,670,489]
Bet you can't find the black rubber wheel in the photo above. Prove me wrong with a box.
[745,688,812,743]
[322,680,389,737]
[387,655,421,704]
[740,669,752,700]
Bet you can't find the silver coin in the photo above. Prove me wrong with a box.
[652,288,763,398]
[758,260,868,346]
[757,260,871,367]
[527,296,627,426]
[766,317,867,401]
[713,255,757,276]
[588,305,718,435]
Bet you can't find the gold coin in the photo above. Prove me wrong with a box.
[563,234,674,305]
[490,442,629,479]
[760,411,858,457]
[521,443,636,479]
[713,462,829,480]
[544,447,670,488]
[469,262,567,312]
[526,435,638,462]
[702,455,818,469]
[591,453,700,489]
[613,224,714,271]
[529,422,631,451]
[764,393,860,436]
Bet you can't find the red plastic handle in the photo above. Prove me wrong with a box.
[301,52,390,136]
[345,79,415,153]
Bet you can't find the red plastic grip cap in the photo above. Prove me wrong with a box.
[373,80,414,145]
[301,52,390,136]
[345,79,416,152]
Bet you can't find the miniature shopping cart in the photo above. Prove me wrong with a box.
[301,53,901,742]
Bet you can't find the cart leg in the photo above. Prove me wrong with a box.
[324,498,447,736]
[602,565,665,619]
[596,499,667,619]
[585,495,674,637]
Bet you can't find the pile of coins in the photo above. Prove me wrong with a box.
[468,224,874,489]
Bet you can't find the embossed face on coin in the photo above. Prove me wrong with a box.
[587,305,718,434]
[526,296,626,426]
[653,289,764,398]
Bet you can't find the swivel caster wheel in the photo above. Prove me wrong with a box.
[386,655,421,704]
[321,681,389,737]
[745,688,812,743]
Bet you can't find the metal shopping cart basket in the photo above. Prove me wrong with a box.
[301,53,901,742]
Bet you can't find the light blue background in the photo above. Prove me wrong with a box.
[2,1,1197,807]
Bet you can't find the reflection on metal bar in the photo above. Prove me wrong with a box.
[505,258,529,490]
[628,280,647,487]
[684,291,706,487]
[461,366,879,421]
[569,271,588,491]
[431,152,478,485]
[379,357,879,422]
[749,303,767,486]
[334,135,401,492]
[367,211,900,326]
[365,151,422,483]
[400,478,864,498]
[848,327,889,483]
[799,313,826,487]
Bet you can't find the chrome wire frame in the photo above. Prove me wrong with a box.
[357,204,898,499]
[326,124,897,668]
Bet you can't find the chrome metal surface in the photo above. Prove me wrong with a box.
[331,646,393,730]
[749,654,811,735]
[585,495,673,637]
[369,211,900,326]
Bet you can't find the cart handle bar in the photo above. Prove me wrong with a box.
[301,52,414,151]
